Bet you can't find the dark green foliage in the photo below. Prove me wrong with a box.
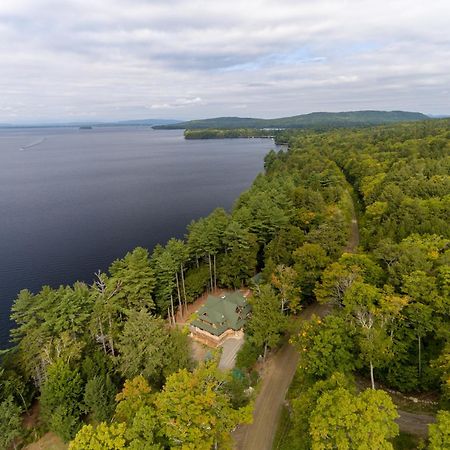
[292,315,358,379]
[117,310,170,383]
[117,309,190,387]
[307,217,349,258]
[287,372,355,450]
[155,110,428,130]
[81,349,116,381]
[40,360,84,441]
[223,374,252,409]
[83,374,117,422]
[0,395,22,450]
[162,328,192,379]
[10,283,92,384]
[0,364,30,411]
[218,232,258,288]
[49,405,82,443]
[293,243,330,300]
[109,247,156,311]
[235,339,261,371]
[263,226,305,268]
[247,285,287,356]
[297,119,450,395]
[392,432,423,450]
[5,118,450,447]
[234,197,289,246]
[151,238,191,318]
[183,265,210,302]
[184,128,275,139]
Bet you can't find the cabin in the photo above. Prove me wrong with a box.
[190,291,251,347]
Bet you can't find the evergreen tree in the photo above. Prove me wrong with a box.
[117,309,190,386]
[109,247,156,311]
[83,374,117,422]
[247,284,287,359]
[40,360,84,441]
[0,396,22,450]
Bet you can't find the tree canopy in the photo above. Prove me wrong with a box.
[3,118,449,448]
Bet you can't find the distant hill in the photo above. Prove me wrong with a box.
[105,118,181,127]
[0,118,181,128]
[153,110,429,130]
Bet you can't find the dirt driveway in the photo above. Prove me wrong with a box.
[396,410,436,437]
[232,302,329,450]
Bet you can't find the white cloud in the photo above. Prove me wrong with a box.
[0,0,449,122]
[149,97,204,109]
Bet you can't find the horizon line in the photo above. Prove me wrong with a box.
[2,109,448,128]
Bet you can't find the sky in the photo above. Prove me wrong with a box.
[0,0,449,123]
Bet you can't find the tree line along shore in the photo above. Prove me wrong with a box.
[0,118,449,449]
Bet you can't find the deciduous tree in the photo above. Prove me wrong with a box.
[115,375,153,424]
[293,243,329,300]
[155,363,252,449]
[309,387,399,449]
[292,315,357,379]
[271,264,301,313]
[428,410,450,450]
[69,423,127,450]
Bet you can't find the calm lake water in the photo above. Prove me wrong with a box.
[0,127,275,349]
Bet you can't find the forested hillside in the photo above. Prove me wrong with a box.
[0,119,448,449]
[184,128,276,139]
[154,110,428,130]
[276,119,450,449]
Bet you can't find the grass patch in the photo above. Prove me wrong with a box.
[23,431,68,450]
[272,404,292,450]
[392,431,425,450]
[388,391,439,415]
[355,375,439,415]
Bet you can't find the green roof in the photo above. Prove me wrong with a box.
[250,272,264,286]
[191,292,251,336]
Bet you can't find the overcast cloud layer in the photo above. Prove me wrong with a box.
[1,0,449,123]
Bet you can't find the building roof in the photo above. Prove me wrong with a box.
[250,272,264,286]
[191,291,251,336]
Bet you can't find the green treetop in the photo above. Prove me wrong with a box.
[309,387,399,450]
[155,363,252,449]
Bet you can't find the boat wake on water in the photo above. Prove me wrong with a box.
[19,137,46,151]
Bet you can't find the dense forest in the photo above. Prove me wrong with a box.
[275,119,450,450]
[0,119,449,449]
[154,110,428,130]
[184,128,277,139]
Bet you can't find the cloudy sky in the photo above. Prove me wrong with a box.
[1,0,449,123]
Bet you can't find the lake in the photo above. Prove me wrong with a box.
[0,127,275,349]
